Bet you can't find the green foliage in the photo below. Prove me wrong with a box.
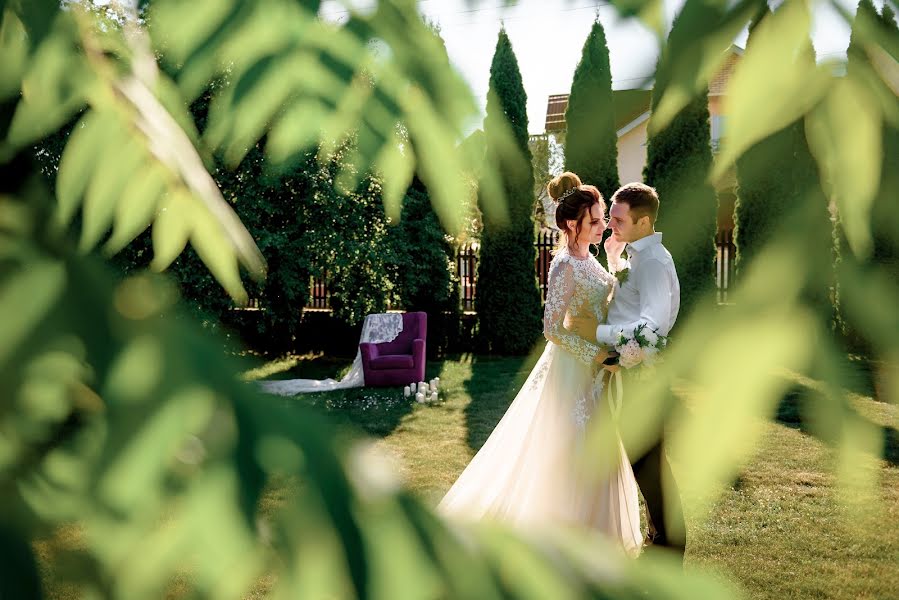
[644,27,718,319]
[305,154,398,326]
[3,0,899,597]
[734,8,831,302]
[4,171,676,599]
[564,18,620,201]
[390,178,459,316]
[735,7,835,335]
[834,0,899,349]
[873,3,899,278]
[475,29,542,355]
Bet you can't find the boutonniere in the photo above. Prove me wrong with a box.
[615,268,630,285]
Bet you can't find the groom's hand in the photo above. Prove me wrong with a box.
[566,316,596,342]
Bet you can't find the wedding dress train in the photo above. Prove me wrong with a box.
[438,247,642,556]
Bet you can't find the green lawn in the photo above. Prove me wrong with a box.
[252,348,899,600]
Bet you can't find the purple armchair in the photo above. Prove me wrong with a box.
[360,312,427,387]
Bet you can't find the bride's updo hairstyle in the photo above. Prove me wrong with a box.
[547,172,605,254]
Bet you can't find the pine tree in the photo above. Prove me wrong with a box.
[564,18,619,201]
[475,29,542,354]
[643,11,718,319]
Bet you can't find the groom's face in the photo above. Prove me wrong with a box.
[609,201,639,243]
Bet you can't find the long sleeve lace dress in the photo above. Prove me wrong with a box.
[438,247,642,555]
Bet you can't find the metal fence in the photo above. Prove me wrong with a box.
[457,241,478,312]
[303,228,737,310]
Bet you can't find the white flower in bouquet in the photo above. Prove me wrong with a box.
[618,339,643,369]
[643,329,659,346]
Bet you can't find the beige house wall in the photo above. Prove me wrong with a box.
[611,47,740,191]
[617,118,649,185]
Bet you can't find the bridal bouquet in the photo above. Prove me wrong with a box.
[613,323,668,370]
[602,324,668,419]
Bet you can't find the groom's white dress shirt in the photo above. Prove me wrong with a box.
[595,232,680,345]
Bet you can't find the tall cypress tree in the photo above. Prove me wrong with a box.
[476,29,542,354]
[872,3,899,278]
[392,176,458,316]
[564,18,619,201]
[734,7,834,328]
[832,0,880,340]
[834,0,899,351]
[643,10,718,319]
[792,104,835,329]
[734,7,794,275]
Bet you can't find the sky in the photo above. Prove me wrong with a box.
[320,0,883,134]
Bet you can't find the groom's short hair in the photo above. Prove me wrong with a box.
[611,183,659,225]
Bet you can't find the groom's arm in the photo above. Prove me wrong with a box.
[595,259,673,344]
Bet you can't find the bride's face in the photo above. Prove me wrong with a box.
[575,203,607,246]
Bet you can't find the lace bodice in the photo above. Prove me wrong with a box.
[543,247,616,365]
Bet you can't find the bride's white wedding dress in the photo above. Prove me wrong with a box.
[438,246,642,555]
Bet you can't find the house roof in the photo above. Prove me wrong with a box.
[544,88,653,134]
[545,44,744,133]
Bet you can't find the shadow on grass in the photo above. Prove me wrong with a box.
[776,385,899,468]
[461,343,545,453]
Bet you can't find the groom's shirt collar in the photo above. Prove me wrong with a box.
[626,232,663,257]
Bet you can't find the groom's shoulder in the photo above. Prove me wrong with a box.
[645,241,673,262]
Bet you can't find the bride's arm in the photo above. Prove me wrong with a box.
[544,260,607,365]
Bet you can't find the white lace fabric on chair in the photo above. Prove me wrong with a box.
[258,313,404,396]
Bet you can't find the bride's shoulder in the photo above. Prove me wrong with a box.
[549,248,574,271]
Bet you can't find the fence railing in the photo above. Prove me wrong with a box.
[457,241,478,313]
[308,271,330,309]
[302,228,737,310]
[716,228,736,304]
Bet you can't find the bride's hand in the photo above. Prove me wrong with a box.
[594,347,617,364]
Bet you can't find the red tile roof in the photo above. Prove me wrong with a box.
[544,89,653,134]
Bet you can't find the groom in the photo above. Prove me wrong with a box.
[568,182,686,559]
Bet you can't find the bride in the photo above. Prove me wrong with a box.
[438,173,642,555]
